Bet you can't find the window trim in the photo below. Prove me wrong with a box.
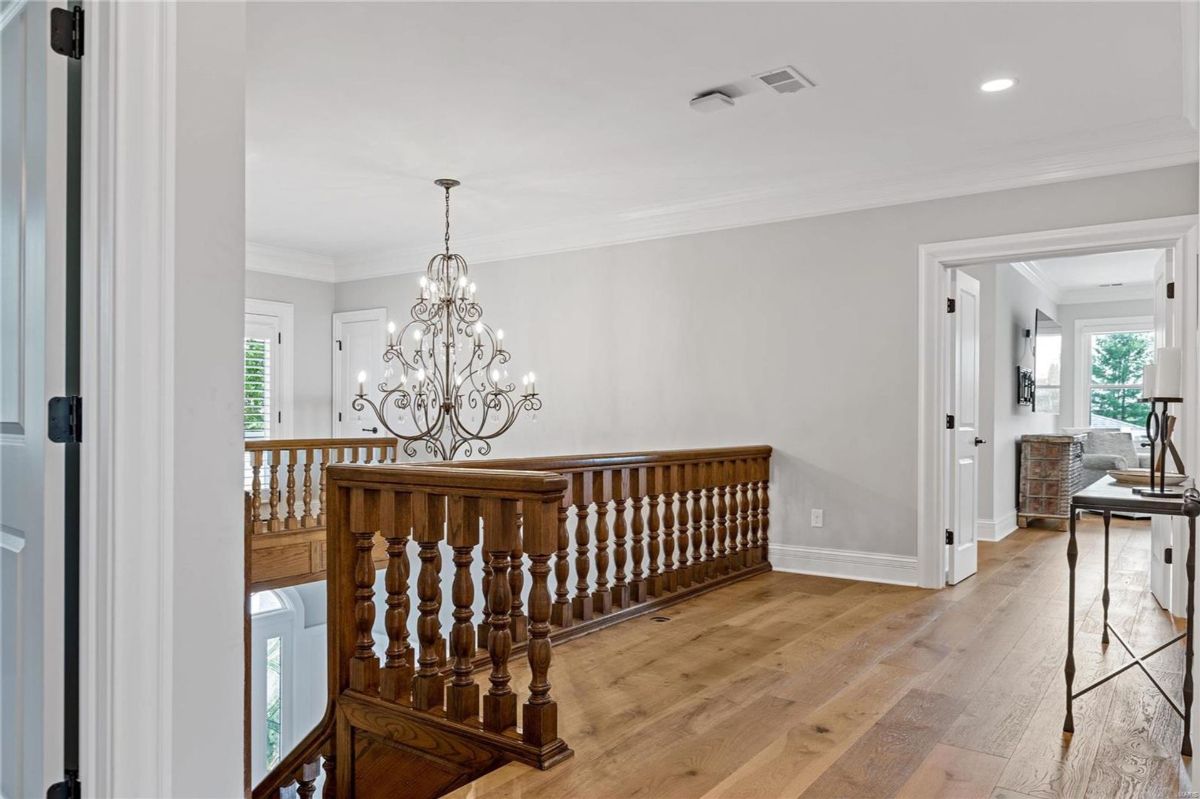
[245,298,294,439]
[1072,315,1153,430]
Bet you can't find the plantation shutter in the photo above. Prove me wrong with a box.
[244,313,279,440]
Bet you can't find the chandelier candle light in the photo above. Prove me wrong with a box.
[352,178,542,460]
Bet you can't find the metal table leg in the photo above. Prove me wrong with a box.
[1184,513,1195,757]
[1102,511,1111,645]
[1065,506,1078,734]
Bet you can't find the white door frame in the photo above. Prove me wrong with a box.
[917,215,1198,589]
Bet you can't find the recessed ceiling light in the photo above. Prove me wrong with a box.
[980,77,1016,93]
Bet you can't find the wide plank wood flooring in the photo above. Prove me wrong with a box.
[451,517,1191,798]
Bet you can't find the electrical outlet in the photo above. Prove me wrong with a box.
[811,509,824,528]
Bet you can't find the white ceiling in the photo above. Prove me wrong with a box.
[245,1,1199,281]
[1019,248,1164,304]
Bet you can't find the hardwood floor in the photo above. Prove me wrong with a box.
[450,516,1192,799]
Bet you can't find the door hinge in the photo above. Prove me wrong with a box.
[945,529,954,545]
[277,411,281,424]
[278,332,282,344]
[50,6,84,60]
[1165,546,1173,565]
[47,396,83,444]
[338,412,343,422]
[1167,281,1175,300]
[946,298,956,313]
[946,414,955,430]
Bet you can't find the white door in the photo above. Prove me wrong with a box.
[1,4,67,795]
[948,270,982,584]
[1150,248,1181,612]
[332,308,387,438]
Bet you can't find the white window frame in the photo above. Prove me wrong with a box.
[1073,315,1154,430]
[245,298,294,439]
[248,588,299,785]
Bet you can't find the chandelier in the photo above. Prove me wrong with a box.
[352,179,542,460]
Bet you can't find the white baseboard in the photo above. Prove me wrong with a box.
[979,510,1018,542]
[769,543,919,586]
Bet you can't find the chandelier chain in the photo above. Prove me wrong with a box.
[444,185,451,255]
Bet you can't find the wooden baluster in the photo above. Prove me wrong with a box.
[715,461,730,575]
[687,464,704,584]
[611,468,629,609]
[645,466,663,597]
[268,455,281,531]
[348,487,380,693]
[759,466,771,563]
[249,450,264,533]
[661,466,678,592]
[285,449,299,530]
[510,511,528,643]
[300,448,315,527]
[523,495,561,748]
[702,463,717,580]
[379,491,413,703]
[350,445,360,464]
[477,559,493,649]
[483,498,518,733]
[296,757,321,799]
[592,470,612,616]
[550,492,573,628]
[364,443,374,464]
[628,467,647,604]
[571,472,594,622]
[748,475,762,566]
[675,465,693,589]
[447,495,480,722]
[317,448,329,527]
[412,492,445,711]
[736,465,749,569]
[321,751,335,799]
[725,480,740,571]
[433,499,448,670]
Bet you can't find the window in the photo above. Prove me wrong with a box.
[250,589,295,783]
[1075,317,1153,432]
[244,299,294,440]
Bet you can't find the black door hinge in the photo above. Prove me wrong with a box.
[1165,547,1173,565]
[338,412,343,422]
[1167,281,1175,300]
[947,298,956,313]
[945,529,954,545]
[946,414,955,430]
[50,6,84,60]
[48,396,83,444]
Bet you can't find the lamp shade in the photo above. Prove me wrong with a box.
[1141,363,1156,402]
[1154,346,1183,400]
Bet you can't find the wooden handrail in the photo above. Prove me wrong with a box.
[245,436,397,452]
[447,444,772,472]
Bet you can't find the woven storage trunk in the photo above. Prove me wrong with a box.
[1018,434,1085,531]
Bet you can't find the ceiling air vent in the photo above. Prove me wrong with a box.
[754,66,815,94]
[1099,282,1125,288]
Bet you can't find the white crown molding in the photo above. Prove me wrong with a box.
[330,120,1198,283]
[1010,261,1065,305]
[1058,282,1155,305]
[246,241,336,282]
[769,543,919,586]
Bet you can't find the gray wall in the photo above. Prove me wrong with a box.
[1058,297,1155,428]
[335,165,1198,559]
[245,271,335,437]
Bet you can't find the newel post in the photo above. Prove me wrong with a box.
[523,493,560,748]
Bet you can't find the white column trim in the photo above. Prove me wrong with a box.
[79,2,177,795]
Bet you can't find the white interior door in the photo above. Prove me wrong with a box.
[1,4,67,795]
[948,270,982,585]
[332,308,387,438]
[1150,249,1175,610]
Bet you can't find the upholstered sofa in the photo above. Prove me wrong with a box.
[1077,429,1151,488]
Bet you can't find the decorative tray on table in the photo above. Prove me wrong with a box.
[1107,468,1187,486]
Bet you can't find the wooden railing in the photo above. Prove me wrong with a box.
[252,445,771,798]
[245,438,398,590]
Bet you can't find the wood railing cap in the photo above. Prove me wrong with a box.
[327,463,569,495]
[244,436,398,451]
[446,444,773,472]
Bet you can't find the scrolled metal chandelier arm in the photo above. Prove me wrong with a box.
[350,179,542,461]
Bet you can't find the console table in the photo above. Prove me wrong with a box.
[1065,477,1199,756]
